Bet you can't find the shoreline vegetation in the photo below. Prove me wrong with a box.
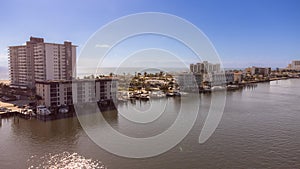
[116,69,300,101]
[1,69,300,121]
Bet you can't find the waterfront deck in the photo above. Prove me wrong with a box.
[0,111,17,118]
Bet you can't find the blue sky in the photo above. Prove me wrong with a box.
[1,0,300,72]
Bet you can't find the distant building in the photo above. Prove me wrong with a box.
[249,66,271,76]
[35,78,118,107]
[225,72,234,84]
[190,61,221,74]
[244,67,252,74]
[234,72,243,83]
[9,37,77,88]
[175,73,202,91]
[211,73,226,86]
[202,72,234,86]
[287,60,300,70]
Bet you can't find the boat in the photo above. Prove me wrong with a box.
[167,91,184,97]
[150,91,165,98]
[227,85,241,90]
[166,92,174,97]
[0,107,9,113]
[211,86,226,91]
[117,97,127,102]
[129,92,140,99]
[129,93,136,99]
[36,105,51,116]
[140,93,150,100]
[118,91,130,101]
[20,109,30,115]
[179,92,188,96]
[58,105,69,114]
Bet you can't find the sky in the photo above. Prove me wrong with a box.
[1,0,300,77]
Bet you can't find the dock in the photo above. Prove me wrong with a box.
[0,111,31,119]
[0,111,18,118]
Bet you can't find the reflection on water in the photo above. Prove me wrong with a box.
[28,152,106,169]
[11,116,81,145]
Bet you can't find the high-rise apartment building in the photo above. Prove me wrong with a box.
[9,37,76,88]
[190,61,221,74]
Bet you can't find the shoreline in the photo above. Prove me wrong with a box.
[1,77,299,121]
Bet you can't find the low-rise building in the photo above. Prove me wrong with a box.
[211,73,225,86]
[201,72,234,86]
[175,73,202,91]
[203,72,235,86]
[250,66,271,76]
[35,78,117,107]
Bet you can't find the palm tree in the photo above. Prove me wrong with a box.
[159,71,164,77]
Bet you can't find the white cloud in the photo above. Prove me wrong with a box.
[95,44,110,48]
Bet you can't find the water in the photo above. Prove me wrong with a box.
[1,79,300,168]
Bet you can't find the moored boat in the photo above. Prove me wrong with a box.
[166,92,174,97]
[211,86,226,91]
[36,105,51,116]
[59,105,69,114]
[150,91,165,98]
[140,93,150,100]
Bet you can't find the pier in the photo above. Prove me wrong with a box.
[0,111,14,118]
[0,111,31,119]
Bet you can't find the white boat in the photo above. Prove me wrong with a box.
[150,91,165,98]
[21,109,30,115]
[179,92,189,96]
[20,107,36,116]
[117,91,130,101]
[140,93,150,100]
[36,105,51,116]
[59,105,69,114]
[59,107,69,114]
[211,86,226,91]
[166,92,174,97]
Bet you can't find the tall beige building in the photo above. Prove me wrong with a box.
[190,61,221,74]
[9,37,76,88]
[291,60,300,70]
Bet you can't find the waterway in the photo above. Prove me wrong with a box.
[0,79,299,168]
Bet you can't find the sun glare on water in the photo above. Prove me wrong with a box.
[27,152,106,169]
